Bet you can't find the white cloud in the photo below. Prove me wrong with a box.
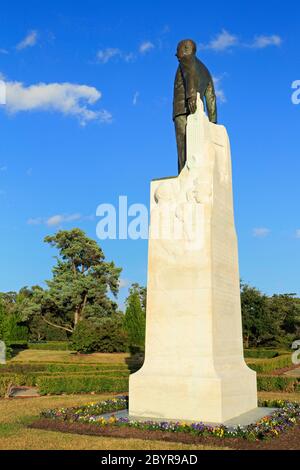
[46,214,81,226]
[133,91,139,106]
[253,228,271,238]
[124,52,136,63]
[199,30,282,52]
[28,213,83,227]
[0,49,8,55]
[200,30,238,51]
[97,48,122,64]
[161,25,170,34]
[27,213,96,227]
[16,30,38,51]
[3,80,112,125]
[248,35,282,49]
[96,48,137,64]
[295,230,300,239]
[27,217,43,226]
[96,41,154,65]
[119,279,130,289]
[213,76,226,103]
[139,41,155,54]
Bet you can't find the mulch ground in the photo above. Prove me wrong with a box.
[29,419,300,450]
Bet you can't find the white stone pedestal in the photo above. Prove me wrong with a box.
[129,96,257,424]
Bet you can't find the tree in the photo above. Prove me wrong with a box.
[240,283,281,348]
[267,294,300,346]
[0,294,28,344]
[25,229,122,334]
[124,283,146,352]
[71,315,128,353]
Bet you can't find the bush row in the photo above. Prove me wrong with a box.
[244,349,280,359]
[7,341,73,351]
[36,376,129,395]
[1,369,129,383]
[0,362,136,374]
[247,354,292,373]
[1,372,298,397]
[28,342,71,351]
[257,375,300,392]
[34,375,300,395]
[0,372,130,397]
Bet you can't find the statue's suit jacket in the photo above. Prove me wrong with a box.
[173,55,217,123]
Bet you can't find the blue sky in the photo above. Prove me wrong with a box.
[0,0,299,308]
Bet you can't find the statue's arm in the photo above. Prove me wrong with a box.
[180,56,197,113]
[205,81,217,124]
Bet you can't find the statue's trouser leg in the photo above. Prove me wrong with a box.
[174,114,187,174]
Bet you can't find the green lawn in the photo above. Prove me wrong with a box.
[0,348,298,450]
[0,394,224,450]
[10,349,132,364]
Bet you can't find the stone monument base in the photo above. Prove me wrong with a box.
[101,407,276,429]
[129,370,257,424]
[129,96,258,423]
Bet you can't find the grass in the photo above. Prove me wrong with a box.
[258,391,300,402]
[0,391,298,450]
[0,394,224,450]
[10,350,132,364]
[1,348,298,449]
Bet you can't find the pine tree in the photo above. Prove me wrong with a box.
[124,284,146,351]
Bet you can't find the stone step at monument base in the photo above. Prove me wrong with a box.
[99,407,277,430]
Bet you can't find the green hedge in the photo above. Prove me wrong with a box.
[28,342,71,351]
[0,371,130,397]
[36,375,129,395]
[8,340,28,349]
[244,349,280,359]
[0,363,132,374]
[1,369,298,396]
[257,375,299,392]
[248,355,292,373]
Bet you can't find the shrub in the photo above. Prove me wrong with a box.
[244,349,279,359]
[124,286,145,352]
[71,317,128,354]
[257,375,299,392]
[9,340,28,349]
[28,341,71,351]
[248,354,292,373]
[0,305,28,347]
[0,369,130,396]
[36,375,129,395]
[0,363,131,374]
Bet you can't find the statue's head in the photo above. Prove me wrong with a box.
[176,39,197,60]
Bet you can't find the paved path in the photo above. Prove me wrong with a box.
[284,368,300,377]
[8,386,40,398]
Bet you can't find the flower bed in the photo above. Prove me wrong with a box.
[40,397,300,442]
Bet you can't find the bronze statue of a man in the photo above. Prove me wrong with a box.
[173,39,217,174]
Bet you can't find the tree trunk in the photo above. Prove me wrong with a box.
[74,307,80,326]
[43,318,73,334]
